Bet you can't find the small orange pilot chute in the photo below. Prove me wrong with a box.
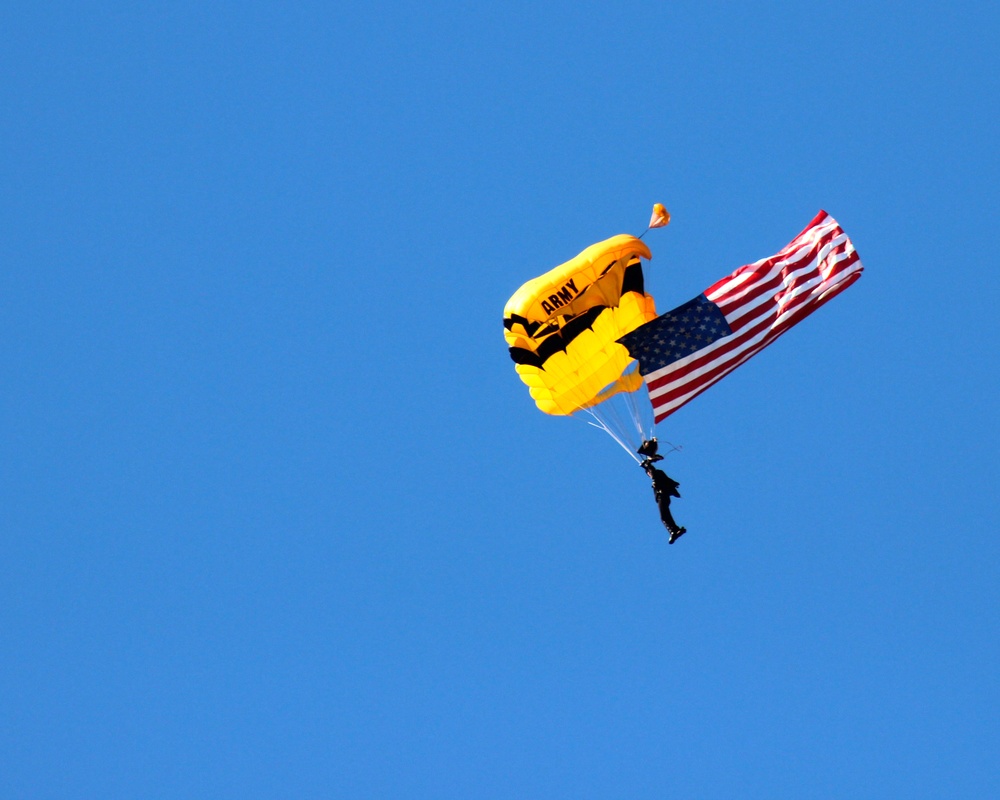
[648,203,670,229]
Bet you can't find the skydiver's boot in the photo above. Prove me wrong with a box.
[660,505,684,542]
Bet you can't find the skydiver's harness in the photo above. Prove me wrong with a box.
[637,437,682,465]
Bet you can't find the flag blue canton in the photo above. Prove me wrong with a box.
[619,294,733,374]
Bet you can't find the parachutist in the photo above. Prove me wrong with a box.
[642,460,687,544]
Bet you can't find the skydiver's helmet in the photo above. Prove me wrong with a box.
[637,438,659,458]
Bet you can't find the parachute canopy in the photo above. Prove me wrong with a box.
[504,235,657,416]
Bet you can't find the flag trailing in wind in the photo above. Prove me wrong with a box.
[618,211,863,423]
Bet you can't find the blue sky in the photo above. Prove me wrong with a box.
[2,1,998,796]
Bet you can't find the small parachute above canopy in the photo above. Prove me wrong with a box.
[648,203,670,229]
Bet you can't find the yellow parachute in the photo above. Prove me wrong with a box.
[504,234,659,454]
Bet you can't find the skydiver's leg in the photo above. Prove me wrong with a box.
[658,498,687,543]
[657,499,680,532]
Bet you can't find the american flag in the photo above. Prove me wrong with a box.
[618,211,863,423]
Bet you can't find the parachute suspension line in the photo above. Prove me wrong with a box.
[607,392,638,446]
[622,382,653,444]
[582,388,652,463]
[591,403,626,450]
[584,409,641,462]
